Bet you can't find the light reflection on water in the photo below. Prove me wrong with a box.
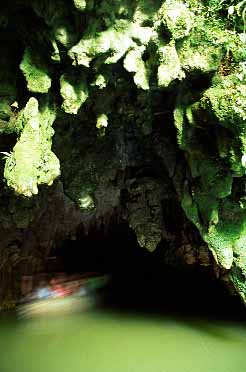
[0,307,246,372]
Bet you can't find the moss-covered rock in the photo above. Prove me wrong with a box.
[20,48,52,94]
[3,97,60,196]
[158,0,195,40]
[157,43,185,87]
[172,20,246,300]
[124,47,150,90]
[73,0,87,12]
[60,72,88,114]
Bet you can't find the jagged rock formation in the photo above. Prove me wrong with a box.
[0,0,246,308]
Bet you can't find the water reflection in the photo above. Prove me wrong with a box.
[1,267,246,372]
[1,302,246,372]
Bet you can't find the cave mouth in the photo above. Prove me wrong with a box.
[46,222,245,320]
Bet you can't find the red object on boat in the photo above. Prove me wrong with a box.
[52,285,66,298]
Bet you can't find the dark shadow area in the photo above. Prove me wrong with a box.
[48,222,246,323]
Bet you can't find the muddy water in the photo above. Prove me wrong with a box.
[1,305,246,372]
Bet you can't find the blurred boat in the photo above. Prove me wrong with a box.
[18,296,93,318]
[17,273,110,318]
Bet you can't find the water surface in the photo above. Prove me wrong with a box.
[1,305,246,372]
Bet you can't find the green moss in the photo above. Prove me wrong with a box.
[65,171,97,212]
[53,24,77,49]
[134,223,163,252]
[157,43,185,87]
[0,98,17,135]
[20,48,52,94]
[3,98,60,197]
[204,226,234,269]
[0,50,18,133]
[50,39,61,63]
[78,193,95,210]
[204,65,246,128]
[73,0,87,11]
[197,63,246,181]
[60,72,89,115]
[195,158,232,198]
[0,98,13,121]
[91,74,108,89]
[230,265,246,302]
[98,0,135,21]
[204,198,246,268]
[158,0,195,40]
[68,19,136,67]
[123,47,150,90]
[96,113,108,136]
[196,193,219,226]
[172,16,246,290]
[181,189,201,229]
[174,105,189,149]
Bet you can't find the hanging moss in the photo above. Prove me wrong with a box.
[3,97,60,197]
[60,72,89,114]
[20,48,52,94]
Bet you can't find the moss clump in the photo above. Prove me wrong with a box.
[0,98,12,122]
[124,47,150,90]
[20,48,52,94]
[3,97,60,197]
[91,74,108,89]
[96,113,108,136]
[204,64,246,127]
[173,22,246,298]
[68,19,135,67]
[158,0,195,40]
[177,21,225,73]
[73,0,87,12]
[0,99,19,135]
[60,73,89,115]
[78,193,95,210]
[157,43,185,87]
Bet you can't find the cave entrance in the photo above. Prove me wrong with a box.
[45,222,245,319]
[49,222,146,275]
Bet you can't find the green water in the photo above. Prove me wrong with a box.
[1,307,246,372]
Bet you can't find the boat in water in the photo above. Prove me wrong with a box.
[17,273,110,318]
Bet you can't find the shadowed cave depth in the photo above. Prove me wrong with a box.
[47,222,246,321]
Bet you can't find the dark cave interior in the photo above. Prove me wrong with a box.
[47,222,246,321]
